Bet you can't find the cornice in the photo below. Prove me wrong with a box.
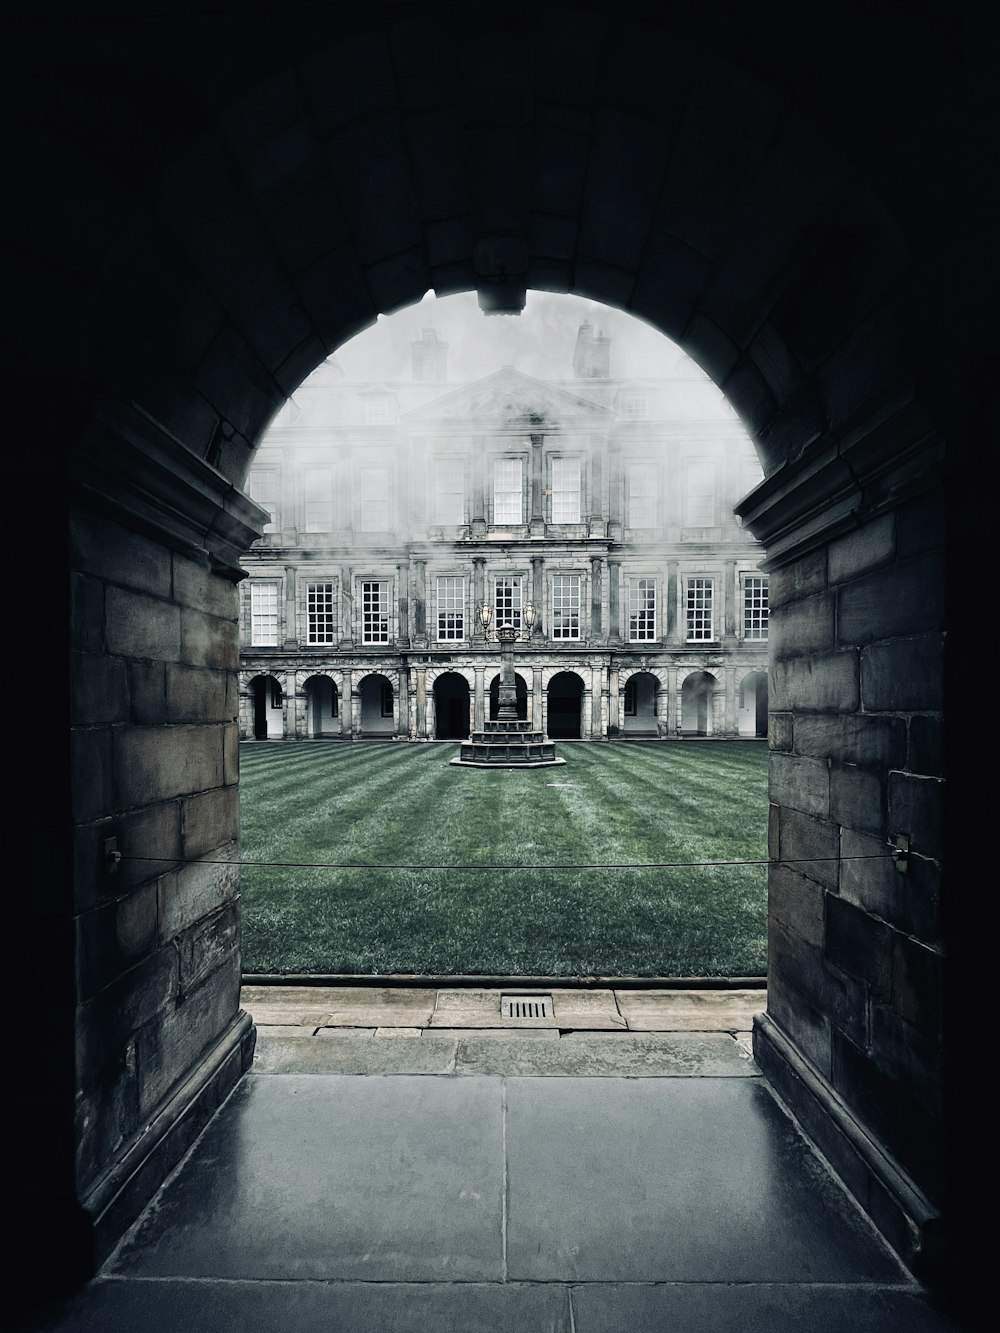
[70,399,269,580]
[736,417,943,570]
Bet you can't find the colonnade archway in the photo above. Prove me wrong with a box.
[547,671,585,739]
[434,672,472,738]
[304,674,339,738]
[358,673,395,736]
[20,0,971,1305]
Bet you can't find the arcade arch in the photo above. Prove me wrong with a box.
[32,2,960,1299]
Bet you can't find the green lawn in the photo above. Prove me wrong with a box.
[239,741,769,978]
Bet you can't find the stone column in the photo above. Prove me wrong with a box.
[591,665,603,736]
[283,565,298,648]
[530,556,545,637]
[607,559,621,643]
[600,671,610,739]
[530,432,544,534]
[397,666,409,739]
[340,669,352,738]
[397,560,409,644]
[472,445,486,535]
[351,679,362,739]
[724,559,737,645]
[340,567,354,648]
[474,665,485,730]
[590,555,603,641]
[473,557,486,643]
[582,686,593,739]
[412,559,427,646]
[666,560,679,643]
[289,675,304,739]
[724,665,737,736]
[588,449,605,538]
[533,665,544,730]
[609,665,620,734]
[608,446,623,541]
[415,666,426,737]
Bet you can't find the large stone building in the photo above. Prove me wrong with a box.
[239,323,769,744]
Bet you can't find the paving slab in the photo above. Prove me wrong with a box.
[570,1283,964,1332]
[429,988,625,1029]
[427,1027,560,1040]
[374,1025,423,1037]
[243,985,438,1028]
[254,1030,457,1074]
[454,1032,754,1077]
[24,1278,574,1333]
[505,1078,908,1283]
[109,1076,504,1281]
[615,988,766,1031]
[240,1005,330,1027]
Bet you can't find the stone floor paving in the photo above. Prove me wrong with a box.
[14,985,972,1332]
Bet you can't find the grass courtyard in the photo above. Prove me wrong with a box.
[239,741,769,978]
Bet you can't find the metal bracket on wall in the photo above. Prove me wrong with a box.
[890,833,909,875]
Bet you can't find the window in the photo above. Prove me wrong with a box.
[627,462,657,529]
[361,580,390,643]
[686,577,715,641]
[270,678,282,708]
[302,468,334,532]
[493,457,523,524]
[306,582,336,644]
[380,679,394,718]
[624,678,637,715]
[247,469,279,533]
[550,456,581,523]
[436,575,465,641]
[625,395,649,421]
[685,461,715,527]
[743,575,769,640]
[494,575,522,632]
[365,395,392,425]
[434,458,465,525]
[628,578,657,641]
[359,467,389,530]
[551,574,581,640]
[250,582,279,645]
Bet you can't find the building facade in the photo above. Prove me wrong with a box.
[238,324,769,743]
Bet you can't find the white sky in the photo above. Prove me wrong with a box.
[324,290,725,393]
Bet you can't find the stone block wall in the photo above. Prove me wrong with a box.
[758,484,945,1262]
[68,503,255,1255]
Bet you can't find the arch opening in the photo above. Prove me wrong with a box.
[434,671,472,739]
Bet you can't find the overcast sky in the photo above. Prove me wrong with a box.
[323,290,726,394]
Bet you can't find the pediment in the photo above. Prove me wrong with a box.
[402,367,613,424]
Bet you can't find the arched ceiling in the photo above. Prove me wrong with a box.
[9,2,979,490]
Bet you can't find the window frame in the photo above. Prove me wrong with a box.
[493,574,523,633]
[360,579,391,644]
[305,580,337,645]
[549,454,582,524]
[551,573,582,641]
[492,455,525,525]
[742,573,769,641]
[249,581,281,646]
[685,575,715,642]
[626,460,658,529]
[436,574,466,642]
[433,456,466,526]
[627,576,657,642]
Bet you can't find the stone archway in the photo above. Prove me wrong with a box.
[738,670,768,738]
[680,671,718,736]
[249,674,284,740]
[547,671,585,739]
[434,671,471,739]
[303,673,339,738]
[357,673,395,736]
[18,3,968,1297]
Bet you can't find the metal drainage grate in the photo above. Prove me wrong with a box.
[501,994,553,1021]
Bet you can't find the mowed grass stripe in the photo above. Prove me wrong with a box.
[239,741,769,976]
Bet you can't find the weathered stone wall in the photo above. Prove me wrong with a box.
[65,417,264,1259]
[743,462,946,1269]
